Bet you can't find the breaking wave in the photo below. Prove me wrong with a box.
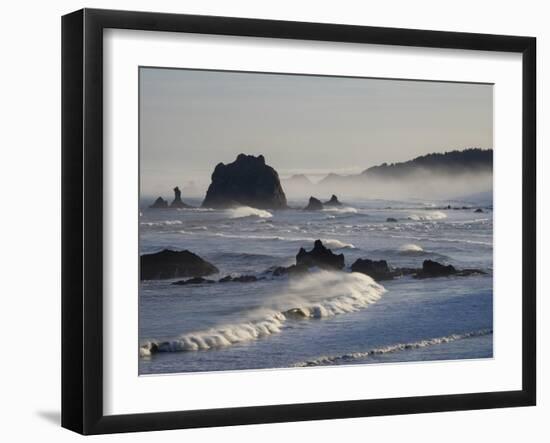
[398,243,425,254]
[226,206,273,219]
[407,211,447,221]
[322,207,358,214]
[293,329,493,367]
[140,271,385,357]
[210,232,354,249]
[321,239,355,249]
[140,220,183,227]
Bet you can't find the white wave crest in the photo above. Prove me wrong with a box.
[140,271,385,357]
[398,243,424,253]
[226,206,273,219]
[140,312,286,356]
[140,220,183,227]
[322,207,358,214]
[321,239,355,249]
[293,329,493,367]
[209,233,354,249]
[407,211,447,221]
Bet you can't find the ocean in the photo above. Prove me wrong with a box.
[138,197,493,375]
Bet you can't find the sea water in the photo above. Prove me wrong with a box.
[138,197,493,374]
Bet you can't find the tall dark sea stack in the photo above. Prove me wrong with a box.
[170,186,191,208]
[202,154,287,209]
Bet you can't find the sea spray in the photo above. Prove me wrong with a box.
[140,270,385,357]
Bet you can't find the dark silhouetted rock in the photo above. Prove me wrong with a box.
[351,259,394,280]
[324,194,342,206]
[170,186,191,208]
[140,249,218,280]
[218,275,259,283]
[414,260,457,279]
[172,277,215,285]
[304,196,323,211]
[202,154,287,209]
[150,197,168,209]
[474,208,484,213]
[271,264,309,277]
[386,217,398,222]
[296,240,345,270]
[414,260,486,279]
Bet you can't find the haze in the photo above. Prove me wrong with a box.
[140,67,493,199]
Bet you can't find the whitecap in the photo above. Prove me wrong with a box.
[226,206,273,219]
[140,271,385,357]
[398,243,424,253]
[407,211,447,221]
[293,329,493,367]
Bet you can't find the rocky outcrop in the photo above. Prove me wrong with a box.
[172,277,215,285]
[150,197,168,209]
[296,240,345,270]
[415,260,456,278]
[413,260,486,279]
[170,186,191,208]
[271,264,309,277]
[474,208,484,213]
[304,196,323,211]
[386,217,398,222]
[201,154,287,209]
[219,275,260,283]
[140,249,219,280]
[351,259,396,281]
[324,194,342,206]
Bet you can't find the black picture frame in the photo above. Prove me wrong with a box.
[61,8,536,435]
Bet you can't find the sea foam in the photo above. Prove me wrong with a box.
[293,329,493,367]
[140,270,385,357]
[226,206,273,219]
[407,211,447,221]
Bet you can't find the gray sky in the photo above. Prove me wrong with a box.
[140,67,493,198]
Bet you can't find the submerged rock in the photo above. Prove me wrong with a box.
[304,196,324,211]
[170,186,191,208]
[172,277,215,285]
[296,240,345,270]
[202,154,287,209]
[324,194,342,206]
[150,197,168,209]
[140,249,219,280]
[219,275,260,283]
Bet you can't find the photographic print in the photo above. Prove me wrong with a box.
[138,67,493,375]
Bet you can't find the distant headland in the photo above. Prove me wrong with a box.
[147,148,493,208]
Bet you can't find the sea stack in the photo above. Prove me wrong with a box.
[202,154,287,209]
[324,194,342,206]
[296,240,345,270]
[170,186,191,208]
[150,197,168,209]
[304,196,324,211]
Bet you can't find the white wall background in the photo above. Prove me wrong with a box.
[0,0,546,441]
